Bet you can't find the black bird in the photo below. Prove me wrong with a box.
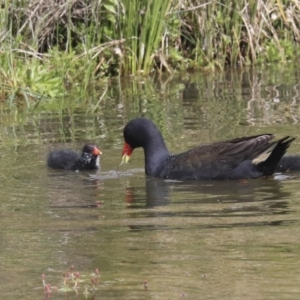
[120,118,295,180]
[276,155,300,173]
[47,144,102,170]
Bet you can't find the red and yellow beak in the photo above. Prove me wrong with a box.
[92,147,102,156]
[120,142,133,166]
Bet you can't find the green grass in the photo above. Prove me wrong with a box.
[0,0,299,106]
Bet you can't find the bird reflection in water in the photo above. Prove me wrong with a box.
[124,177,294,231]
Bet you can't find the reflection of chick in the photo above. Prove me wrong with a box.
[47,144,101,170]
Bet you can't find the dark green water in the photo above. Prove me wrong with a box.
[1,65,300,299]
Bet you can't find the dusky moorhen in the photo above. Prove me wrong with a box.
[120,118,295,180]
[47,144,101,170]
[276,155,300,173]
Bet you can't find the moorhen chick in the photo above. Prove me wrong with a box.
[47,144,102,171]
[120,118,295,180]
[276,155,300,173]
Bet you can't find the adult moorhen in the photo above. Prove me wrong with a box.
[120,118,295,180]
[47,144,102,170]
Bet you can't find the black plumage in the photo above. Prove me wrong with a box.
[276,155,300,173]
[47,144,101,171]
[120,118,295,180]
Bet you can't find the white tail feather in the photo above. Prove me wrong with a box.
[252,143,277,165]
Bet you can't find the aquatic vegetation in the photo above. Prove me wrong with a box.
[42,265,100,297]
[41,265,149,297]
[0,0,299,105]
[0,54,64,104]
[120,0,172,75]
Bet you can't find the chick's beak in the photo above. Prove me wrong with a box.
[120,142,133,166]
[92,147,102,156]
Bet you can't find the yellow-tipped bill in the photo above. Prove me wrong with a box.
[92,146,102,156]
[119,142,133,166]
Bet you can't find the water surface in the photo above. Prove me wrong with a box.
[1,64,300,299]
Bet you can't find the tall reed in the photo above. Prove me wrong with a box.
[0,0,300,106]
[120,0,172,74]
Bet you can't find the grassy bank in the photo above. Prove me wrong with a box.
[0,0,299,104]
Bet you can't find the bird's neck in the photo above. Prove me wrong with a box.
[143,137,170,176]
